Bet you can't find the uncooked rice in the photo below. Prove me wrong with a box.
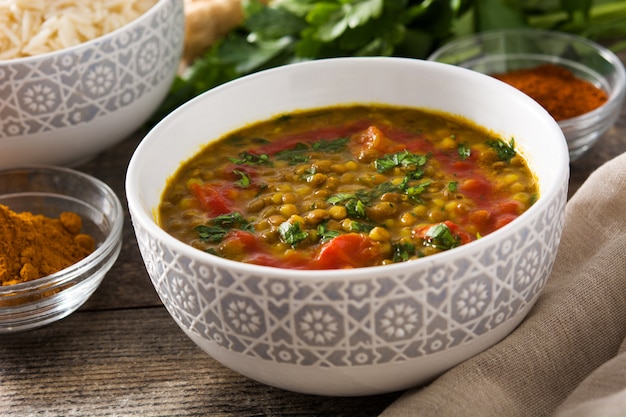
[0,0,158,60]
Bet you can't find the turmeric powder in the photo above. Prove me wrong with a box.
[0,204,95,286]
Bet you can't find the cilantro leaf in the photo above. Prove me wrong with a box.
[374,150,428,173]
[401,180,431,203]
[233,169,251,187]
[278,221,309,247]
[312,137,349,152]
[423,223,461,250]
[196,224,230,243]
[230,151,273,166]
[275,142,311,165]
[487,138,516,162]
[328,193,368,218]
[457,143,471,160]
[150,0,626,127]
[196,212,253,243]
[392,241,416,262]
[347,221,375,233]
[317,222,340,242]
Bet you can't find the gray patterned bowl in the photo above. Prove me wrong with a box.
[126,57,570,396]
[0,0,184,169]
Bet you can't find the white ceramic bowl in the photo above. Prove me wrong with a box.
[126,57,569,396]
[428,29,626,161]
[0,166,123,333]
[0,0,184,168]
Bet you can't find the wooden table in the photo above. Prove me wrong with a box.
[2,53,625,417]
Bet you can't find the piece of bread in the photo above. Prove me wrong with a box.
[183,0,244,64]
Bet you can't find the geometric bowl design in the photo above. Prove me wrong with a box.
[127,56,571,396]
[0,0,184,167]
[133,178,567,395]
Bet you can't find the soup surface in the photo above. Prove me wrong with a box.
[159,105,538,269]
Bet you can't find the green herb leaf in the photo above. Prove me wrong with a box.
[196,212,253,243]
[448,181,458,192]
[230,151,273,166]
[423,223,461,250]
[312,137,350,152]
[196,224,230,243]
[348,221,375,233]
[150,0,626,127]
[400,178,431,203]
[278,221,309,247]
[328,193,368,218]
[374,150,428,173]
[317,222,341,242]
[233,169,251,187]
[486,138,516,162]
[392,241,416,262]
[457,143,471,160]
[275,142,311,165]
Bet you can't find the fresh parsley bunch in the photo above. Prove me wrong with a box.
[151,0,626,123]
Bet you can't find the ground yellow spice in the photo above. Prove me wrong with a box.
[0,204,96,286]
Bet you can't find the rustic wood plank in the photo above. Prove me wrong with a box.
[0,307,402,417]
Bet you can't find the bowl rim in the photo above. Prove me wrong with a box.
[0,165,124,296]
[0,0,170,65]
[427,28,626,126]
[127,56,569,280]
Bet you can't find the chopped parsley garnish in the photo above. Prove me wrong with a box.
[276,142,311,165]
[392,242,417,262]
[374,150,428,173]
[196,212,253,243]
[302,166,317,181]
[233,169,251,187]
[230,151,272,166]
[487,138,516,162]
[317,222,340,242]
[196,224,229,243]
[312,137,349,152]
[278,221,309,247]
[457,143,471,160]
[399,179,431,203]
[423,223,461,250]
[448,181,458,192]
[347,221,374,233]
[327,193,367,218]
[275,137,349,165]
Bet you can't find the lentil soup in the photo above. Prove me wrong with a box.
[159,104,539,269]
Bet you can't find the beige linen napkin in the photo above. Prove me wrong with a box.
[380,151,626,417]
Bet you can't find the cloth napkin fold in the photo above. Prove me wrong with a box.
[380,150,626,417]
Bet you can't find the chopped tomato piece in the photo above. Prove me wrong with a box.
[313,233,384,269]
[493,213,518,229]
[190,183,233,216]
[351,126,405,162]
[459,177,492,197]
[495,200,524,215]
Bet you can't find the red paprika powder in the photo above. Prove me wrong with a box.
[492,64,608,121]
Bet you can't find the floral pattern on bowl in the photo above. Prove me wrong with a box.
[126,57,570,396]
[0,0,184,167]
[134,182,566,390]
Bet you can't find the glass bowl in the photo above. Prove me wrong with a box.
[428,29,626,161]
[0,166,123,333]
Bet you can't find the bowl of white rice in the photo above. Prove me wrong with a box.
[0,0,184,168]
